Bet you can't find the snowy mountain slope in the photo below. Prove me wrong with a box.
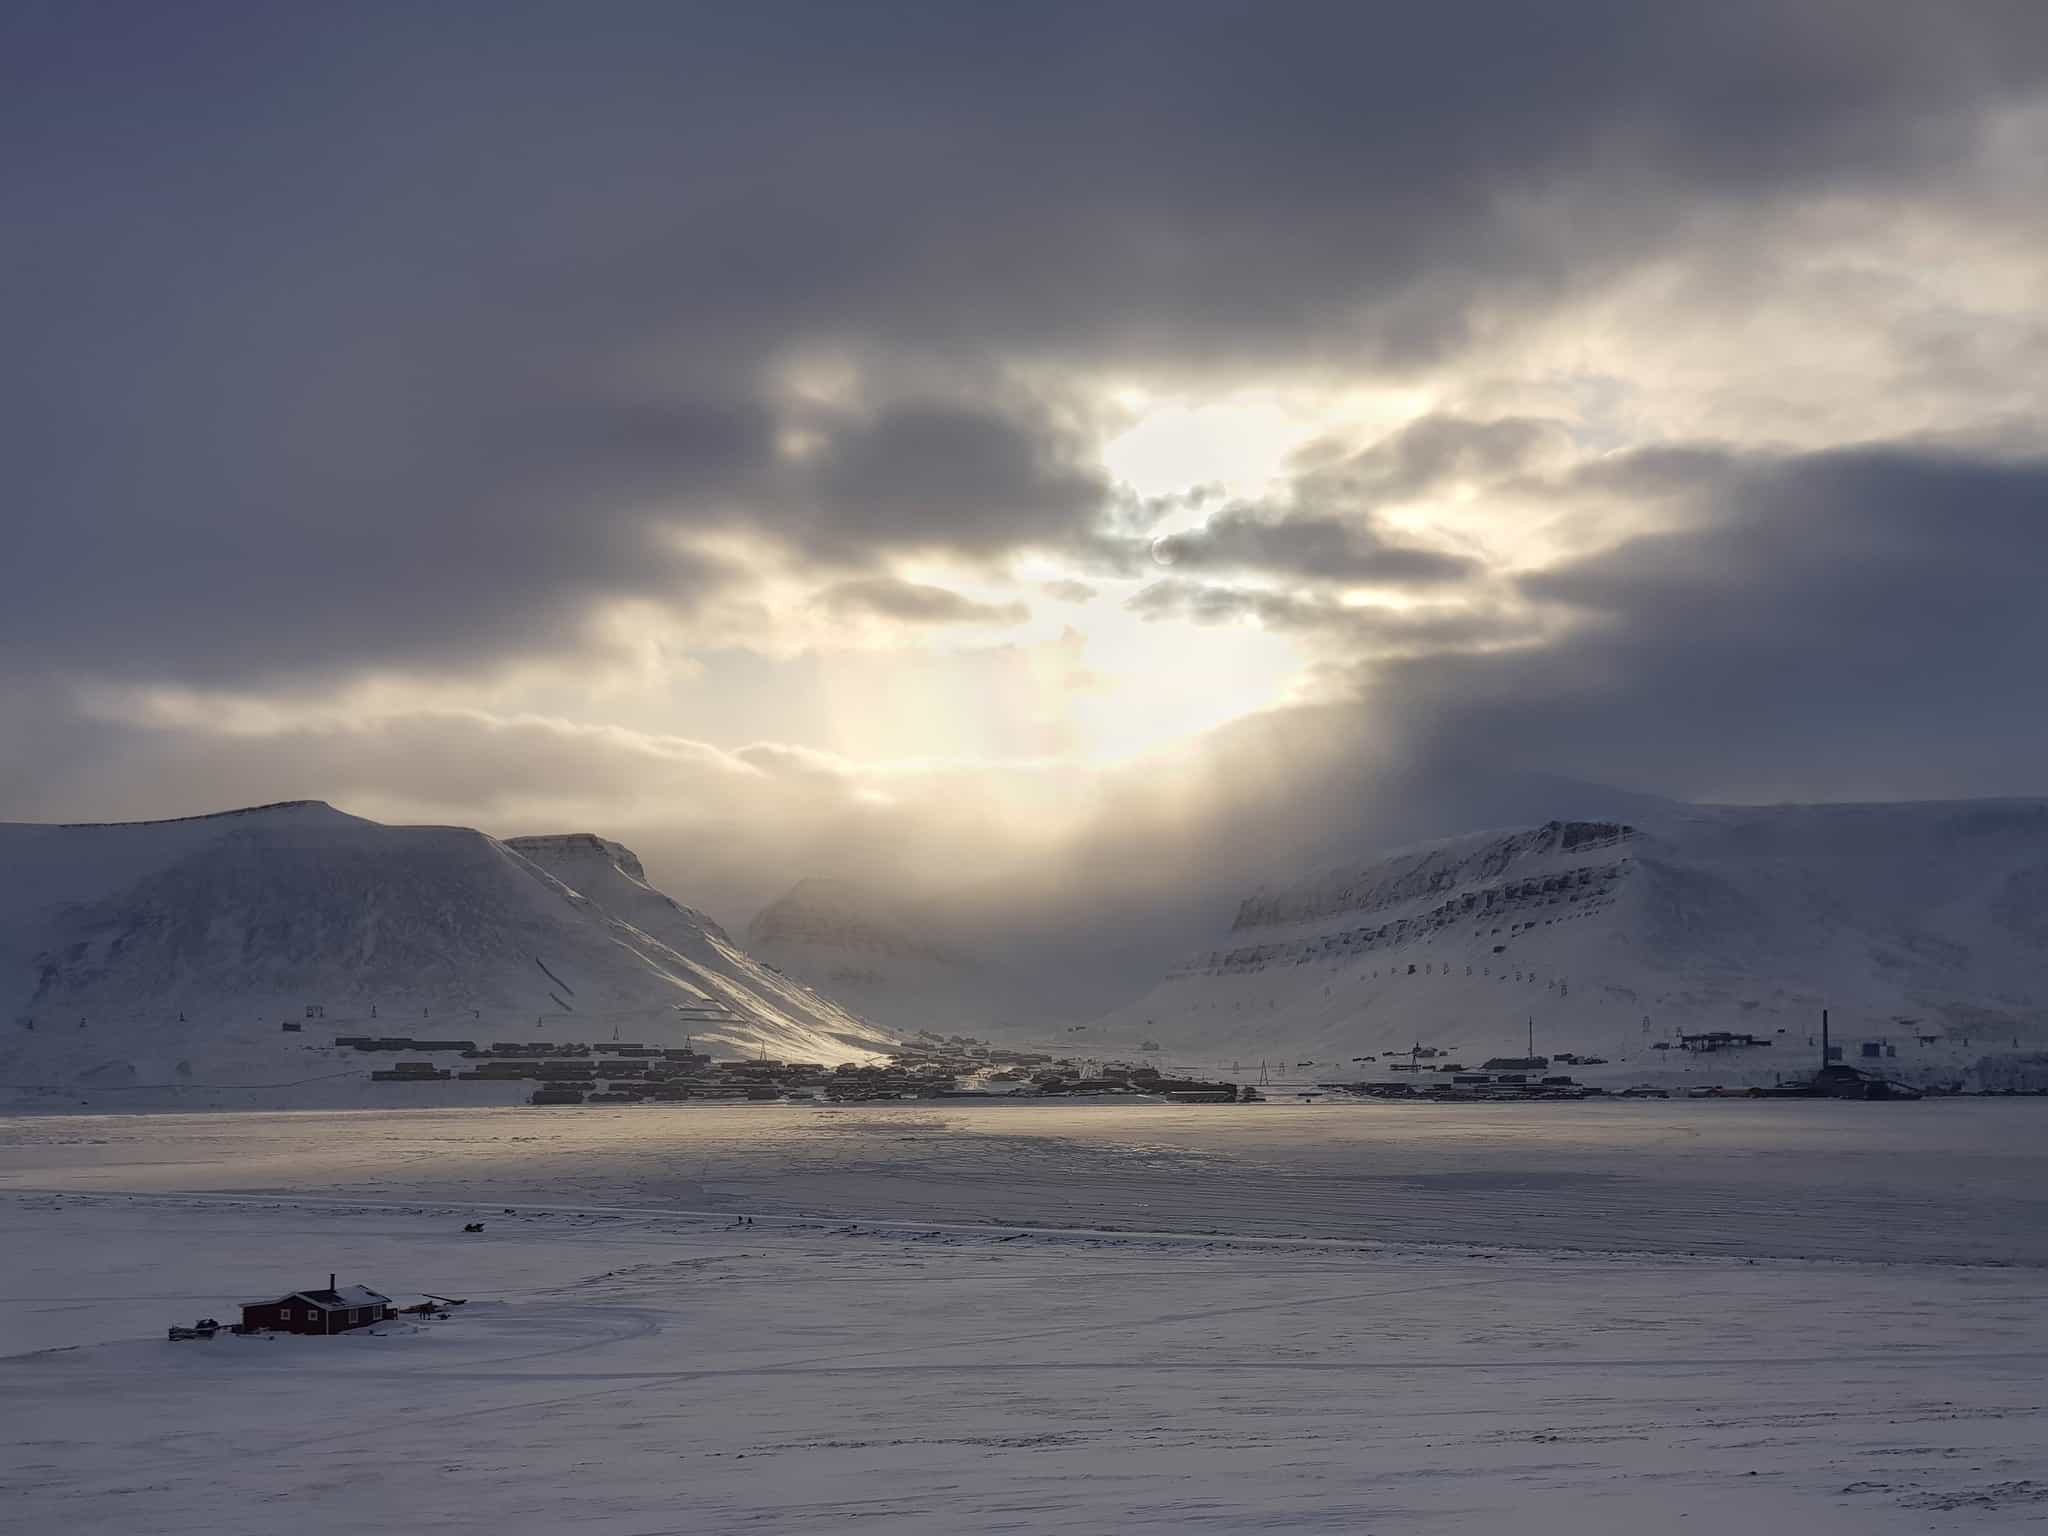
[746,877,1071,1040]
[0,803,893,1105]
[500,835,892,1057]
[1104,800,2048,1087]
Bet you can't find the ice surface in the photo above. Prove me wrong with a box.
[5,1098,2045,1265]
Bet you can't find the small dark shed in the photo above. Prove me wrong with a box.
[240,1276,393,1335]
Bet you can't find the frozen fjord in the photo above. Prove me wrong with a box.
[5,1100,2048,1532]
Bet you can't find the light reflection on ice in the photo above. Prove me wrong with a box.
[3,1099,2044,1265]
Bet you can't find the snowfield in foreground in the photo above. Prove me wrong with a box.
[4,1104,2048,1532]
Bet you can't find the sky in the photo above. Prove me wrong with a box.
[6,2,2048,965]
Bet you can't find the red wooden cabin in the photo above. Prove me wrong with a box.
[240,1276,393,1335]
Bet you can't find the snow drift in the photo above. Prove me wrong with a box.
[0,802,893,1105]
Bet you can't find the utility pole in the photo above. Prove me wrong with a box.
[1820,1007,1830,1070]
[1527,1017,1535,1059]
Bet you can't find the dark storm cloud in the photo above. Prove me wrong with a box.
[5,1,2046,687]
[7,383,765,679]
[1540,444,1749,504]
[815,576,1029,628]
[797,404,1107,562]
[1370,441,2048,800]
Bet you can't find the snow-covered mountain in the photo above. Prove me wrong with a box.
[746,877,1071,1040]
[0,802,894,1106]
[1105,799,2048,1088]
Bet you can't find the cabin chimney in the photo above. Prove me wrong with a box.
[329,1273,336,1291]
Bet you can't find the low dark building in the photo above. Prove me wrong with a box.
[240,1277,392,1335]
[1814,1064,1921,1100]
[1680,1031,1770,1052]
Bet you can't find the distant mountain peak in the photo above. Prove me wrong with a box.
[749,878,948,960]
[746,875,1069,1039]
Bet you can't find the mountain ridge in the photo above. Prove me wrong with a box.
[1103,797,2048,1088]
[1,802,894,1107]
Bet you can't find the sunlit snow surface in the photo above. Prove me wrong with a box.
[8,1098,2046,1263]
[5,1101,2047,1531]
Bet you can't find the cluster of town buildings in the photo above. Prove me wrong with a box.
[352,1038,846,1102]
[1339,1061,1596,1102]
[337,1028,1255,1105]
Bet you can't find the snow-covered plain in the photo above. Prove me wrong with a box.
[5,1101,2047,1532]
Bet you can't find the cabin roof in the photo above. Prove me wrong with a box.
[243,1284,391,1310]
